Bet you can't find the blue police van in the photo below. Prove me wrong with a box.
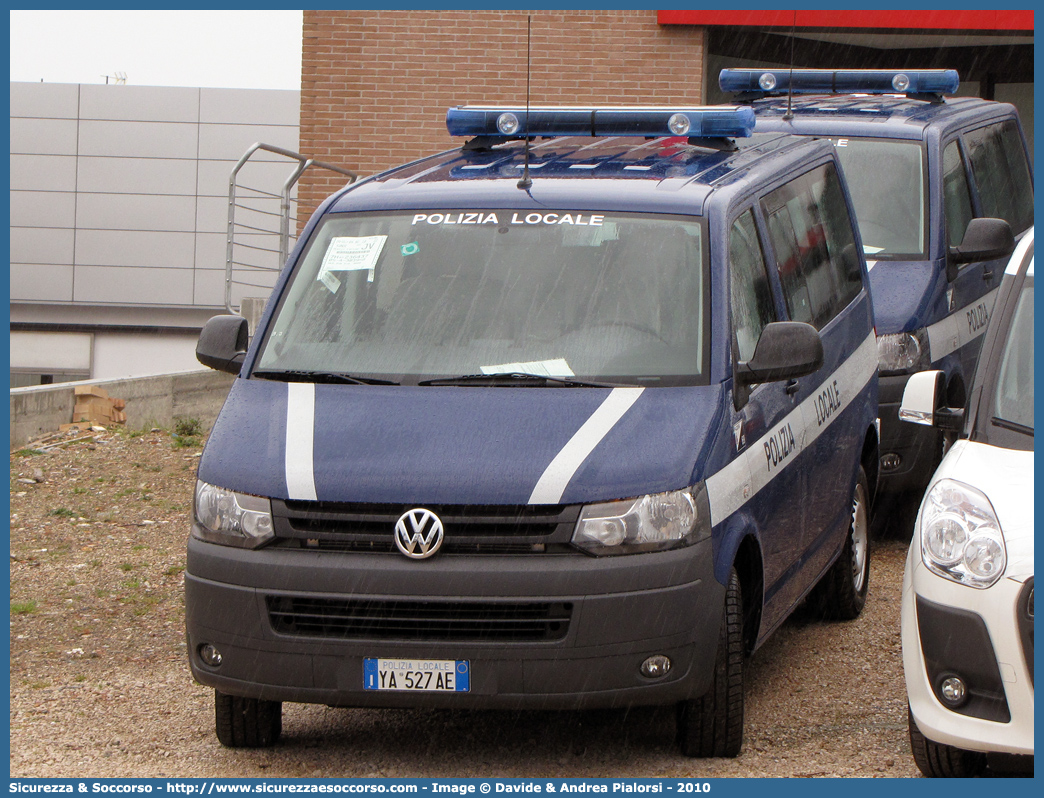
[187,105,879,757]
[720,68,1030,502]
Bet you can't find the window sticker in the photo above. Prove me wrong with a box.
[318,270,341,294]
[318,235,387,285]
[481,358,575,377]
[401,241,419,256]
[563,220,619,247]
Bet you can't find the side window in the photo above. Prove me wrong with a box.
[729,210,777,362]
[942,140,974,248]
[761,163,863,330]
[964,119,1034,234]
[765,201,812,325]
[816,162,864,306]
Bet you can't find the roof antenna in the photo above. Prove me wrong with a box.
[783,11,796,121]
[517,15,533,190]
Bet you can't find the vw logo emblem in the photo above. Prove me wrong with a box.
[394,508,444,559]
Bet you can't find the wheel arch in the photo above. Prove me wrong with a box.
[716,528,763,656]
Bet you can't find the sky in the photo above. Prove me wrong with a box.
[8,9,304,90]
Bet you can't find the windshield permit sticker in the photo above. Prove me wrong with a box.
[401,241,419,256]
[318,269,341,294]
[563,220,619,246]
[481,359,575,378]
[318,235,387,284]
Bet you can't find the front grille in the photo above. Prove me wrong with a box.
[270,500,581,555]
[1017,577,1034,686]
[266,596,572,642]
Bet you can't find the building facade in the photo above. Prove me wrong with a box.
[297,9,1032,218]
[9,82,300,386]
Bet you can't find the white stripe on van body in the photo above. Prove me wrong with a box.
[285,383,318,501]
[528,387,645,504]
[926,287,998,361]
[706,331,878,528]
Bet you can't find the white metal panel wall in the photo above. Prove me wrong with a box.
[91,333,203,380]
[9,81,300,311]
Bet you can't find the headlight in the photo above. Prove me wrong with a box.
[877,328,931,374]
[572,484,711,556]
[193,480,275,549]
[920,478,1006,588]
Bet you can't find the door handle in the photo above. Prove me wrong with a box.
[785,379,800,395]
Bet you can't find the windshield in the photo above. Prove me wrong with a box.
[833,139,927,260]
[255,210,708,385]
[992,270,1033,432]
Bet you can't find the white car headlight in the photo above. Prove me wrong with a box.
[920,478,1006,588]
[572,484,711,556]
[193,479,275,548]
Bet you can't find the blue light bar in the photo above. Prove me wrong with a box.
[446,105,755,139]
[719,68,960,97]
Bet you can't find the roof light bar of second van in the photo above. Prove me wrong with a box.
[719,69,960,97]
[446,106,755,139]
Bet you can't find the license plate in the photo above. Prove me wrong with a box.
[363,658,470,692]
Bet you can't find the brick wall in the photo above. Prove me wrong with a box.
[299,10,705,221]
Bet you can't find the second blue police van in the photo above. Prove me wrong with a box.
[187,105,879,757]
[721,69,1029,504]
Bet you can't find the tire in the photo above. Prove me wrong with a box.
[676,568,744,758]
[812,465,870,621]
[908,706,987,777]
[215,690,283,748]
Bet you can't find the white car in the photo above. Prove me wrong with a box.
[899,228,1033,777]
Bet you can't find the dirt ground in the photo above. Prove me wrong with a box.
[3,425,1018,778]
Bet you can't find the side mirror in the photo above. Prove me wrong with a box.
[947,217,1015,281]
[735,321,824,386]
[196,315,249,374]
[898,370,963,432]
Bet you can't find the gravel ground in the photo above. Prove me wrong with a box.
[2,425,994,778]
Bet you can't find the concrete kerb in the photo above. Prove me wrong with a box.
[10,369,236,449]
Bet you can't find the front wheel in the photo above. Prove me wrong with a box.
[908,707,987,777]
[676,568,744,758]
[812,465,870,620]
[215,690,282,748]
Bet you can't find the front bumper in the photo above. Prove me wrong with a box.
[902,544,1035,756]
[185,535,724,709]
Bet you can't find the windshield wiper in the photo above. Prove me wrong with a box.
[252,369,398,386]
[417,372,619,388]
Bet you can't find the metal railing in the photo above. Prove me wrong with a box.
[225,142,358,313]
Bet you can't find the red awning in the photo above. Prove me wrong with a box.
[656,10,1033,32]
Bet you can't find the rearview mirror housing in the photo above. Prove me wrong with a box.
[196,315,249,374]
[735,321,824,386]
[947,217,1015,281]
[898,370,963,432]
